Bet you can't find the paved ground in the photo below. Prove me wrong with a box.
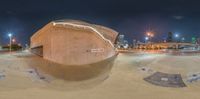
[0,51,200,99]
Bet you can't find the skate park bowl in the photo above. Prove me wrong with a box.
[29,20,119,81]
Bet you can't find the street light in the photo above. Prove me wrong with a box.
[8,33,12,53]
[174,34,180,42]
[145,37,149,40]
[147,32,151,36]
[181,37,185,42]
[150,33,154,37]
[145,37,149,43]
[175,34,179,38]
[146,32,154,42]
[12,38,16,43]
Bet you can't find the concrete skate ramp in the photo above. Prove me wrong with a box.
[26,54,117,81]
[144,72,186,88]
[31,20,118,65]
[31,46,43,56]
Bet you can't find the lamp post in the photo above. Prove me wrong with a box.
[175,34,179,38]
[8,33,12,53]
[146,32,154,49]
[181,37,185,42]
[12,38,16,44]
[146,32,154,42]
[145,37,149,43]
[174,34,179,42]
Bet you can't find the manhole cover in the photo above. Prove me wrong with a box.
[187,73,200,83]
[144,72,186,88]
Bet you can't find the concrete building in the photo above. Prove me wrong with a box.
[167,32,173,42]
[196,38,200,44]
[116,34,129,48]
[31,20,118,65]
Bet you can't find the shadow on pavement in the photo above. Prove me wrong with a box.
[24,54,117,81]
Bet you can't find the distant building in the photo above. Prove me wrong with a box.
[118,35,125,45]
[196,38,200,44]
[191,37,197,44]
[116,34,129,48]
[167,32,173,42]
[181,37,185,43]
[123,40,129,49]
[133,39,137,48]
[2,44,22,51]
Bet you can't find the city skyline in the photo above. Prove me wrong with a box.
[0,0,200,45]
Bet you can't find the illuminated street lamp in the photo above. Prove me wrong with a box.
[145,37,149,43]
[18,43,21,46]
[175,34,179,38]
[181,37,185,42]
[12,38,16,43]
[146,32,154,42]
[8,33,12,53]
[147,32,151,36]
[150,33,154,37]
[145,37,149,41]
[174,34,180,42]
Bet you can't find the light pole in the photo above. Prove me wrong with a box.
[174,34,179,42]
[175,34,179,38]
[181,37,185,42]
[146,32,154,49]
[146,32,154,42]
[145,37,149,43]
[8,33,12,53]
[12,38,16,44]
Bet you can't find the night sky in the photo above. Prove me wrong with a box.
[0,0,200,45]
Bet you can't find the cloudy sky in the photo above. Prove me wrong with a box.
[0,0,200,45]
